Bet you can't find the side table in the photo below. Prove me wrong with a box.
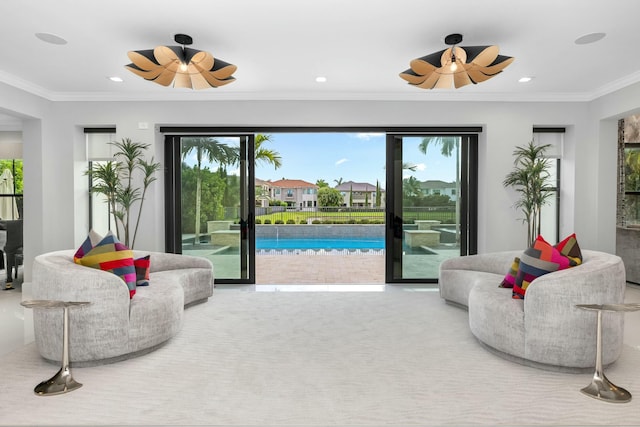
[576,302,640,403]
[21,300,91,396]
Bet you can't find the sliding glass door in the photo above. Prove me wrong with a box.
[164,133,255,283]
[386,133,477,283]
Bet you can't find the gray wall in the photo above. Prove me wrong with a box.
[1,80,639,282]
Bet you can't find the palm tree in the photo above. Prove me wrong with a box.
[419,136,460,240]
[182,137,239,245]
[403,176,422,200]
[403,162,418,172]
[503,141,553,246]
[255,134,282,169]
[334,177,344,186]
[87,138,161,249]
[316,179,329,188]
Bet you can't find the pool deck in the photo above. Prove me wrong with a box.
[255,254,386,284]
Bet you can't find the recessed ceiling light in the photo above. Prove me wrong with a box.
[109,76,123,83]
[518,76,533,83]
[35,32,67,45]
[574,32,606,45]
[315,76,327,83]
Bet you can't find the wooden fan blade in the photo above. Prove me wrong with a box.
[173,72,192,89]
[410,59,437,75]
[415,71,441,89]
[210,63,237,79]
[192,60,237,80]
[466,68,495,83]
[200,70,236,87]
[434,73,453,89]
[125,64,165,80]
[479,56,515,75]
[453,71,473,88]
[399,71,427,85]
[153,69,178,87]
[127,51,160,69]
[190,51,214,71]
[466,45,499,67]
[154,46,181,66]
[189,72,214,90]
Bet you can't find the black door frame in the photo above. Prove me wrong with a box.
[385,131,479,284]
[163,131,256,284]
[162,126,479,285]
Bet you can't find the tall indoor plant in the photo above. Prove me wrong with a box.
[503,140,553,247]
[88,138,161,249]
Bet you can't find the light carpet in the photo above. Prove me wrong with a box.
[1,290,640,426]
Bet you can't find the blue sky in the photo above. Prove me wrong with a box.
[255,133,457,187]
[183,133,458,187]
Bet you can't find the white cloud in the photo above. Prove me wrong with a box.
[415,163,426,171]
[354,133,384,140]
[335,158,349,166]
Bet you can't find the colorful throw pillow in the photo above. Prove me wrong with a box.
[134,255,151,286]
[74,231,137,299]
[73,229,104,261]
[512,235,573,300]
[555,233,583,266]
[499,257,520,288]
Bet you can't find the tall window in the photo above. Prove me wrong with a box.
[533,128,563,243]
[85,129,116,235]
[0,158,23,220]
[621,115,640,227]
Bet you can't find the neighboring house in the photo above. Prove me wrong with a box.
[268,179,318,209]
[419,180,457,202]
[335,181,386,208]
[255,178,273,208]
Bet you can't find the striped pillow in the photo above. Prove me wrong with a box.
[499,257,520,288]
[74,231,137,299]
[73,229,104,260]
[512,235,573,300]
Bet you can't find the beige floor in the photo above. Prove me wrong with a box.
[255,254,385,284]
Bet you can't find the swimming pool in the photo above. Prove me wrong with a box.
[256,237,385,250]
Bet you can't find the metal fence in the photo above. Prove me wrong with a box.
[253,206,456,224]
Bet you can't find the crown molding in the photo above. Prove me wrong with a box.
[1,70,638,104]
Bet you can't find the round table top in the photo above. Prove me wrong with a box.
[20,300,91,309]
[576,303,640,312]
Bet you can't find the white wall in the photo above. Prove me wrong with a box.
[1,81,638,283]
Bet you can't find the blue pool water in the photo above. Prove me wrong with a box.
[256,237,384,250]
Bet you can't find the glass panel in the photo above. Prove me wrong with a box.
[625,147,640,192]
[86,132,116,234]
[390,135,463,281]
[625,146,640,226]
[0,159,22,220]
[540,159,558,243]
[180,136,250,280]
[88,161,114,235]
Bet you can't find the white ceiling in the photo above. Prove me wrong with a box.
[0,0,639,106]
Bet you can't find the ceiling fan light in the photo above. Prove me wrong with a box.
[125,34,237,90]
[400,33,514,90]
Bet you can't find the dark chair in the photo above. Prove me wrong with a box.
[2,219,22,285]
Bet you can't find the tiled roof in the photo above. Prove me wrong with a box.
[335,180,382,192]
[270,179,317,188]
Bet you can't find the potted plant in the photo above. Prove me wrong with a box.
[503,140,553,247]
[87,138,161,249]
